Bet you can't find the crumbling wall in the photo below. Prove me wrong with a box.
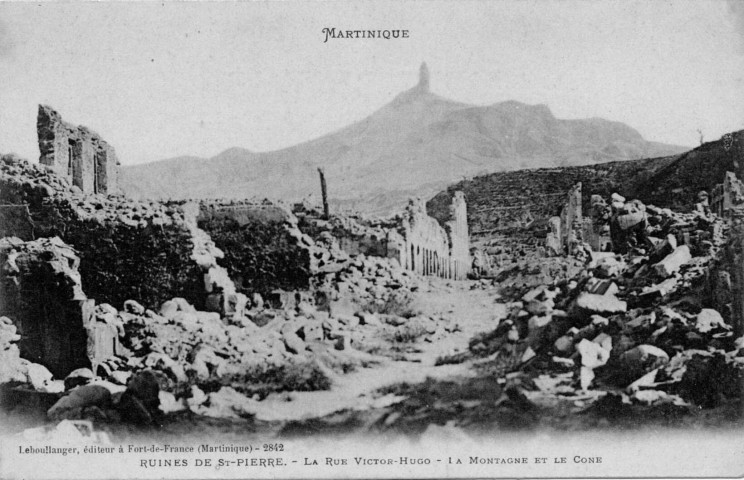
[400,198,451,276]
[713,211,744,336]
[1,157,213,310]
[295,206,404,261]
[729,218,744,336]
[297,193,470,280]
[34,197,206,311]
[0,237,92,377]
[196,201,314,296]
[445,191,470,276]
[0,205,34,240]
[711,171,744,218]
[545,183,583,255]
[37,105,120,195]
[399,193,470,279]
[561,183,582,251]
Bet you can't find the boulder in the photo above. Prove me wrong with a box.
[159,300,179,318]
[584,278,619,296]
[528,315,552,332]
[577,339,611,370]
[653,246,691,278]
[47,384,112,420]
[187,386,208,410]
[577,339,611,390]
[125,370,161,412]
[649,234,677,264]
[553,335,575,355]
[571,292,627,318]
[695,309,727,333]
[283,332,306,355]
[64,368,95,391]
[109,371,131,386]
[123,300,145,315]
[24,362,54,391]
[158,391,186,413]
[594,256,624,278]
[613,345,670,386]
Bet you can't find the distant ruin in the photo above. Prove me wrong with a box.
[398,192,470,279]
[37,105,120,195]
[711,171,744,218]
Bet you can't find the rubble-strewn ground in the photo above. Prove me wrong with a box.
[3,249,742,442]
[1,153,743,444]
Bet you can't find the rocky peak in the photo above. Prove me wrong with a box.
[418,62,430,92]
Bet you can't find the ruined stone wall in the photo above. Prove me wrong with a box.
[296,194,470,280]
[728,217,744,336]
[196,201,314,296]
[0,205,34,240]
[711,171,744,218]
[400,198,451,277]
[33,197,206,311]
[1,156,211,310]
[296,209,401,260]
[0,237,92,377]
[399,193,470,279]
[561,183,582,250]
[37,105,120,195]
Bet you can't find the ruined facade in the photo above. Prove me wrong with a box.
[396,192,470,279]
[296,192,471,280]
[544,183,584,256]
[710,171,744,218]
[37,105,120,195]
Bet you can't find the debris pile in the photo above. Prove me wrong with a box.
[457,193,743,411]
[0,153,72,205]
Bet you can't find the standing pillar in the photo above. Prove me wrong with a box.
[317,167,329,220]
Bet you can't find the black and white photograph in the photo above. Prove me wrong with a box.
[0,1,743,478]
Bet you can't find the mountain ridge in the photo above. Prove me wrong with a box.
[122,64,688,213]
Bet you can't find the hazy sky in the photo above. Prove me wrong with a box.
[1,1,743,165]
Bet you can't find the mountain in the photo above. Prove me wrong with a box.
[121,63,687,214]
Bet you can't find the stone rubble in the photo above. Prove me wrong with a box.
[449,192,743,411]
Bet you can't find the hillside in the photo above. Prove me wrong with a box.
[122,63,687,214]
[427,130,744,236]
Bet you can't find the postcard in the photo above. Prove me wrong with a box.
[0,1,743,478]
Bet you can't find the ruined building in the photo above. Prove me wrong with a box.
[710,171,744,218]
[296,191,471,280]
[37,105,120,195]
[398,192,470,279]
[0,237,117,378]
[544,183,583,255]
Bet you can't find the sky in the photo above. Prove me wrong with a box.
[1,0,743,166]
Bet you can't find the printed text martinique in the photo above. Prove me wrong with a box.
[323,28,409,43]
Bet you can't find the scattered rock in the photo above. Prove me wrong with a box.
[64,368,94,391]
[653,246,692,278]
[47,385,112,420]
[24,362,54,391]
